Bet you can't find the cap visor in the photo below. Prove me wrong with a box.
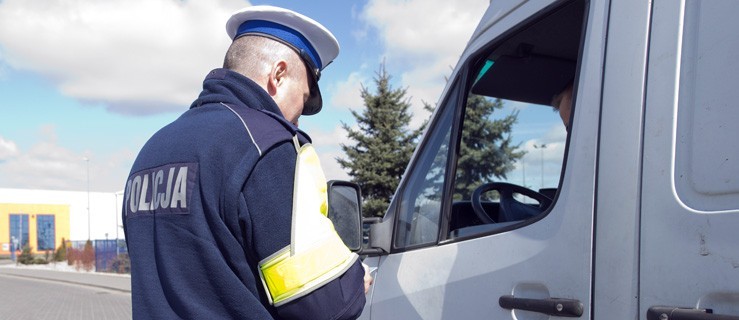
[302,83,322,115]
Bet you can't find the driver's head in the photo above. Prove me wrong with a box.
[551,82,573,130]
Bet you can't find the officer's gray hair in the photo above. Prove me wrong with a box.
[223,35,305,80]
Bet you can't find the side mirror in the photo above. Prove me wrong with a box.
[327,180,362,251]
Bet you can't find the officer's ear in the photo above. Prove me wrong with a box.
[267,60,288,95]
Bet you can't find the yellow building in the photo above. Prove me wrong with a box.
[0,203,71,256]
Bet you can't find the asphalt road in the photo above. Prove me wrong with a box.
[0,273,132,320]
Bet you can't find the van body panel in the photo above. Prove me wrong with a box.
[639,0,739,317]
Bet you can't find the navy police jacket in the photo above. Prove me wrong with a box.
[123,69,366,319]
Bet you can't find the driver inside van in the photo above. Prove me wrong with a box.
[551,81,574,130]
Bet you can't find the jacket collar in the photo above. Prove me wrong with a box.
[191,68,282,115]
[191,68,311,144]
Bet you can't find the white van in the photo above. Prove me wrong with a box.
[327,0,739,318]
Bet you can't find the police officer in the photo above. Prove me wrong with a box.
[123,5,371,319]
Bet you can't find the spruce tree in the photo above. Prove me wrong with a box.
[54,237,67,262]
[338,65,423,217]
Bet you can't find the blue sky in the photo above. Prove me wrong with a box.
[0,0,564,193]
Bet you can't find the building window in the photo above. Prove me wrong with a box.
[9,214,29,249]
[37,215,55,251]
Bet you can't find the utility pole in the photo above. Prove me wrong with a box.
[534,144,547,188]
[84,157,90,240]
[521,155,527,204]
[114,191,123,255]
[521,157,526,188]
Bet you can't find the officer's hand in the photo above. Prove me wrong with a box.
[362,262,374,294]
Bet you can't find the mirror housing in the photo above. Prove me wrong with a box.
[326,180,363,251]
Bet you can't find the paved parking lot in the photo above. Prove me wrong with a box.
[0,263,131,320]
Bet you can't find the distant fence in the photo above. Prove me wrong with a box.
[95,239,128,273]
[69,239,128,273]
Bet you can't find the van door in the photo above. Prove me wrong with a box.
[361,0,607,318]
[640,0,739,318]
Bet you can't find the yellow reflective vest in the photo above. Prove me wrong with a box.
[258,136,359,306]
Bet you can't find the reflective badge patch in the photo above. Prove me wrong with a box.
[124,163,197,217]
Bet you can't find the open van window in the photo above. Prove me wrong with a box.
[390,0,588,249]
[447,0,586,238]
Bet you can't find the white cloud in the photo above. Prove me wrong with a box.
[400,70,443,127]
[0,0,246,115]
[317,148,351,182]
[330,71,368,111]
[360,0,489,128]
[0,136,19,160]
[362,0,486,60]
[0,127,133,192]
[310,125,353,181]
[310,125,353,149]
[543,123,569,143]
[522,124,568,163]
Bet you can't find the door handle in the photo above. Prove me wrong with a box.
[499,295,583,317]
[647,306,739,320]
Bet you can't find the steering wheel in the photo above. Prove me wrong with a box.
[471,182,553,224]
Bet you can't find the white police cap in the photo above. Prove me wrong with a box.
[226,5,339,115]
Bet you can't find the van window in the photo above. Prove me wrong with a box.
[449,0,586,238]
[393,87,456,248]
[391,0,587,249]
